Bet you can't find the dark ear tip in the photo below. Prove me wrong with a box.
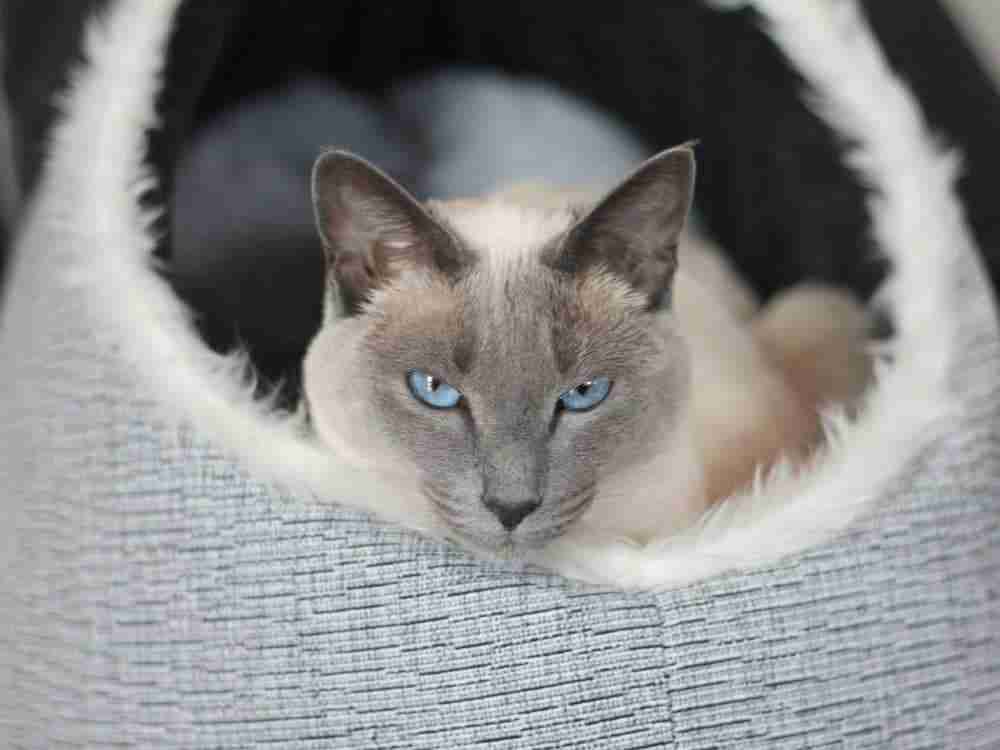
[643,142,697,191]
[311,150,372,249]
[312,149,411,202]
[312,148,367,189]
[657,142,697,169]
[312,149,345,199]
[314,148,365,167]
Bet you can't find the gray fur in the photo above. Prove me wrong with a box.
[312,150,471,316]
[307,147,695,552]
[547,148,695,310]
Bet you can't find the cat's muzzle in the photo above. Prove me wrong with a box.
[425,481,596,552]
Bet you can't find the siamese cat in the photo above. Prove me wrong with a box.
[303,145,871,554]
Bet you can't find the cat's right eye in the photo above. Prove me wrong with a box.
[407,369,463,409]
[557,377,612,412]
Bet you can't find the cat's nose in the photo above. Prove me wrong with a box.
[483,497,541,531]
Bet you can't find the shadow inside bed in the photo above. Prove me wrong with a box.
[159,2,893,408]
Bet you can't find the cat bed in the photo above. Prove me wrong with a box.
[2,0,999,746]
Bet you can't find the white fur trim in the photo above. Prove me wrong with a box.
[28,0,971,589]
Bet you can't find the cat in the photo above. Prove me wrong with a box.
[302,145,871,554]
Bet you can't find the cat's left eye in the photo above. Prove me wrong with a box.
[558,377,612,412]
[407,369,463,409]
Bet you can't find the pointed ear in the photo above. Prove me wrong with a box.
[548,144,695,310]
[312,150,469,316]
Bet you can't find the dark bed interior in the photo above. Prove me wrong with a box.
[4,1,1000,402]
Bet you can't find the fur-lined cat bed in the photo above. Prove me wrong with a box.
[2,0,999,746]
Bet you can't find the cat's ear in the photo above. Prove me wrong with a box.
[312,150,469,315]
[549,144,695,310]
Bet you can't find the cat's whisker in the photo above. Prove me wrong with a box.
[557,487,597,519]
[431,501,465,523]
[421,483,460,509]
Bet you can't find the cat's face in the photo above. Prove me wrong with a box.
[304,147,695,552]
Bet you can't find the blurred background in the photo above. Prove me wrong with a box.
[946,0,1000,81]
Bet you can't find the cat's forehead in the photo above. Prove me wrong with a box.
[369,254,652,384]
[365,193,658,380]
[429,193,579,266]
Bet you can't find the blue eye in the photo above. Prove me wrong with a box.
[558,377,612,412]
[407,369,463,409]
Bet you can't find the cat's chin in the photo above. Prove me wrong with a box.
[419,475,596,557]
[443,528,558,562]
[436,504,598,561]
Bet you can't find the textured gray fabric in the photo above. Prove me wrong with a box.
[1,189,999,750]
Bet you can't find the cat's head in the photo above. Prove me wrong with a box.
[303,146,695,552]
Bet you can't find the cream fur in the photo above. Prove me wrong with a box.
[674,264,822,504]
[29,0,969,589]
